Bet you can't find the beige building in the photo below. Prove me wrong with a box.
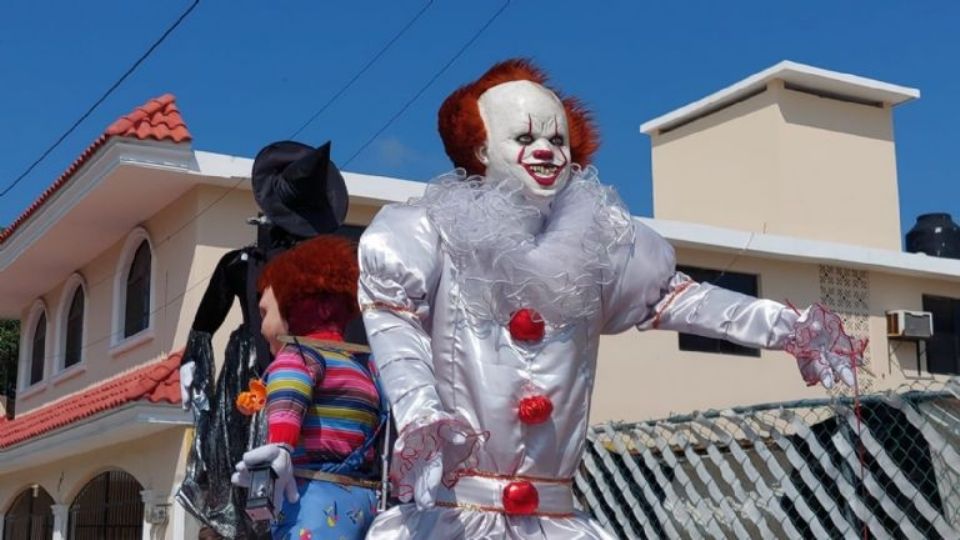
[1,61,957,538]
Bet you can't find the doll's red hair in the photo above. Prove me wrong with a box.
[438,58,599,176]
[257,235,359,334]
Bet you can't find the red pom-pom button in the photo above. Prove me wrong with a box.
[518,394,553,425]
[502,481,539,515]
[509,308,545,343]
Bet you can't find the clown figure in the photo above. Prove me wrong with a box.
[232,236,386,540]
[359,60,863,539]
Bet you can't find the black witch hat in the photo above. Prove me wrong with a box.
[251,140,348,238]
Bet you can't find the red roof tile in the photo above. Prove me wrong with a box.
[0,351,183,449]
[105,94,191,143]
[0,94,192,245]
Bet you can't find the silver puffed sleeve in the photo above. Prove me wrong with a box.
[603,219,799,349]
[358,204,445,432]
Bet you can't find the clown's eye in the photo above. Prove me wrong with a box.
[549,135,565,146]
[515,134,534,145]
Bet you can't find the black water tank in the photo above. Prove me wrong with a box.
[906,213,960,259]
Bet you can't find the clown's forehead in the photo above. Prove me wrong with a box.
[478,80,566,131]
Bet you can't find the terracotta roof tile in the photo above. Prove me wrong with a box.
[0,94,192,245]
[0,351,183,449]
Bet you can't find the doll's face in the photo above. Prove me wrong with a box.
[476,80,571,198]
[259,286,288,355]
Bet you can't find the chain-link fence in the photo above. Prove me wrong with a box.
[575,380,960,539]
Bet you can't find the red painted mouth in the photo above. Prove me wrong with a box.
[523,163,562,186]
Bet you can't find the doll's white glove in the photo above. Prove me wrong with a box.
[784,304,866,389]
[179,362,196,410]
[232,443,299,514]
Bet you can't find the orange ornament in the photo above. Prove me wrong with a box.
[235,378,266,415]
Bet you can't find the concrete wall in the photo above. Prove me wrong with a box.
[651,86,782,235]
[650,81,902,250]
[590,246,960,423]
[776,84,901,250]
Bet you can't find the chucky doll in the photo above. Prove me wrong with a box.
[232,235,386,540]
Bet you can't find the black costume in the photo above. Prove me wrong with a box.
[175,141,351,538]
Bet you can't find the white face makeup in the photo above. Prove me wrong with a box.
[477,80,571,198]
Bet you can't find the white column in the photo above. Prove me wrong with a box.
[171,496,200,540]
[139,489,169,540]
[51,504,69,540]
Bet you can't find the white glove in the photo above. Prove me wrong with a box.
[785,304,865,389]
[179,362,196,410]
[231,444,299,515]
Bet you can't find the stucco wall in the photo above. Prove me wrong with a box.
[590,246,960,423]
[776,86,900,250]
[0,426,192,539]
[650,81,902,250]
[13,181,387,417]
[15,187,205,414]
[651,87,782,234]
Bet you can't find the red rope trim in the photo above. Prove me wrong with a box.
[652,279,694,329]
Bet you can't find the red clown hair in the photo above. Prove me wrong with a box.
[438,58,599,176]
[257,235,359,333]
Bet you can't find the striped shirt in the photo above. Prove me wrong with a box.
[265,341,381,468]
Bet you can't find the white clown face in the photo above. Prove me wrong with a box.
[476,80,571,198]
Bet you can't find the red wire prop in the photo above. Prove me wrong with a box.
[786,301,870,539]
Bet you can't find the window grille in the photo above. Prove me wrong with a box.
[68,470,143,540]
[3,486,54,540]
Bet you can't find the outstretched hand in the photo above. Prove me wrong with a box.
[785,304,867,389]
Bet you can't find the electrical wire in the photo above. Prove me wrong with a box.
[342,0,511,167]
[288,0,435,140]
[0,0,201,200]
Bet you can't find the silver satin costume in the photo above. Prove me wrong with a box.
[359,168,800,539]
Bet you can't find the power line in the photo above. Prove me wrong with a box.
[11,1,456,366]
[288,0,435,140]
[21,0,446,306]
[343,0,511,167]
[17,0,511,369]
[0,0,201,200]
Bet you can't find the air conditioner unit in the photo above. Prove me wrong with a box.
[886,310,933,339]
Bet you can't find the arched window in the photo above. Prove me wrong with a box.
[57,274,88,372]
[124,241,151,338]
[18,300,48,392]
[112,227,155,353]
[30,313,46,386]
[64,287,85,368]
[68,470,143,540]
[3,485,54,540]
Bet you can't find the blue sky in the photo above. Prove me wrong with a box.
[1,1,957,243]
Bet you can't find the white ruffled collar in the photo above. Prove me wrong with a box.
[410,165,635,329]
